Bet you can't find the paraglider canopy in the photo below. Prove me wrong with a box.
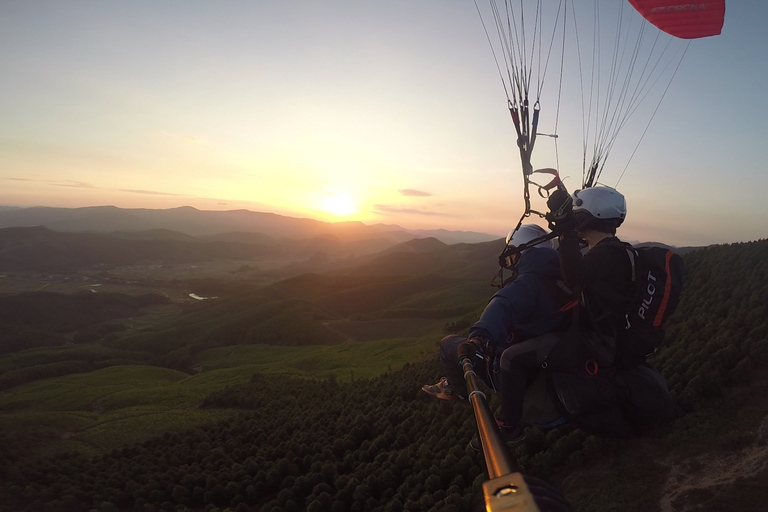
[628,1,726,39]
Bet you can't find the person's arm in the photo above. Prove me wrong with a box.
[546,189,612,288]
[469,279,537,349]
[546,189,582,286]
[557,229,583,287]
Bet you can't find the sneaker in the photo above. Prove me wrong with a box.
[467,425,526,453]
[421,377,464,401]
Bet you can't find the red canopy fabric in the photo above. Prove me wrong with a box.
[628,1,726,39]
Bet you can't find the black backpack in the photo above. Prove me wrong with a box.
[615,244,685,368]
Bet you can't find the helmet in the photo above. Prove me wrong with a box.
[500,224,553,270]
[505,224,553,250]
[572,186,626,230]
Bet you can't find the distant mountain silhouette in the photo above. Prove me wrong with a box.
[379,237,448,254]
[0,205,499,244]
[108,228,199,242]
[0,225,503,275]
[0,222,701,276]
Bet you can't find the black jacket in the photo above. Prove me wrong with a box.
[558,231,634,337]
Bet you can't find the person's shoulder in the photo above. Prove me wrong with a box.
[520,246,559,263]
[583,237,632,266]
[531,245,559,254]
[593,236,631,251]
[596,236,623,245]
[498,273,539,294]
[516,246,561,278]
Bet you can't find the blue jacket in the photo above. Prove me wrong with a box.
[469,246,569,351]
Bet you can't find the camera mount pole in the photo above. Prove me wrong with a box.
[460,356,542,511]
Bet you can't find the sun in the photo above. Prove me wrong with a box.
[320,191,358,218]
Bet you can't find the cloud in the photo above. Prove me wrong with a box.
[15,176,191,198]
[7,177,101,189]
[118,188,189,197]
[398,189,432,197]
[49,180,99,189]
[373,204,446,217]
[159,130,208,145]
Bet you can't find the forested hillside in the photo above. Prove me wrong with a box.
[1,239,767,511]
[651,240,768,407]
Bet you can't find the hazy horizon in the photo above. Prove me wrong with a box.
[0,201,739,248]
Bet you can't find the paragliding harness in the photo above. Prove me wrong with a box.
[534,297,634,437]
[545,240,685,369]
[532,256,682,438]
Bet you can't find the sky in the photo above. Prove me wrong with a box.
[1,1,766,247]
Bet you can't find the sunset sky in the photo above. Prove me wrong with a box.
[1,1,765,247]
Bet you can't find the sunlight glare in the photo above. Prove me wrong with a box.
[320,190,358,218]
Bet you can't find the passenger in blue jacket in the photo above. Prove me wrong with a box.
[422,224,571,442]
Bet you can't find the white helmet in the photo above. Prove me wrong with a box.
[500,224,553,270]
[572,186,626,229]
[505,224,554,249]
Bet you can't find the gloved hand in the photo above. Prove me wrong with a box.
[546,189,577,233]
[458,336,491,363]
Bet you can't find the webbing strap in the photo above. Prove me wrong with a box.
[625,246,637,283]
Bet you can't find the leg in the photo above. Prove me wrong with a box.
[422,335,469,400]
[498,333,561,427]
[438,334,469,395]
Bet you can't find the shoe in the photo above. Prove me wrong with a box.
[501,425,526,443]
[468,426,525,452]
[496,418,526,443]
[421,377,465,401]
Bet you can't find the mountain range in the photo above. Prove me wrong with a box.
[0,205,499,245]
